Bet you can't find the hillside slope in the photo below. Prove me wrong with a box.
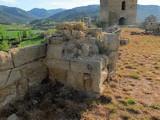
[137,5,160,22]
[50,5,99,22]
[28,8,65,18]
[50,5,160,22]
[0,5,37,24]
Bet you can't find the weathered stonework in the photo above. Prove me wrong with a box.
[46,22,120,96]
[0,44,47,108]
[0,22,120,108]
[100,0,137,26]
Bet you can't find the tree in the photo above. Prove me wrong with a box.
[22,30,27,38]
[0,40,11,51]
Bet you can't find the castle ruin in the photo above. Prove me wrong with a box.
[0,22,120,108]
[100,0,137,26]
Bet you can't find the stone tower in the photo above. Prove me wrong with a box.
[100,0,137,26]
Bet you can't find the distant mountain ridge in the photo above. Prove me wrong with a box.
[137,5,160,22]
[50,5,160,22]
[0,5,160,24]
[49,5,99,22]
[0,5,37,24]
[0,6,65,24]
[28,8,65,18]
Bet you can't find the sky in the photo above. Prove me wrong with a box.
[0,0,160,10]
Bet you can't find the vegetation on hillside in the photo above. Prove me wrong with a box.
[0,24,55,51]
[28,8,65,18]
[0,5,37,24]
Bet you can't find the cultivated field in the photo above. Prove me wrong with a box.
[0,27,159,120]
[0,24,45,51]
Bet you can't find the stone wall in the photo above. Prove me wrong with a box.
[0,44,47,108]
[46,22,120,97]
[0,22,120,108]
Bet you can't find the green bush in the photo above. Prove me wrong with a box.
[22,30,27,38]
[0,40,11,51]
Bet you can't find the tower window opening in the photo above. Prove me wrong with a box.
[122,1,126,10]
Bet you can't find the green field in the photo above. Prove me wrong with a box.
[0,24,51,51]
[18,38,45,47]
[0,24,41,39]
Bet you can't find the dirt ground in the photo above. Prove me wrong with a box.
[0,27,160,120]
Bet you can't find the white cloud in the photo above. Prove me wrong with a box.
[138,0,160,5]
[38,0,99,9]
[0,0,17,4]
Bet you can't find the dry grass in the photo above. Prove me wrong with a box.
[0,27,160,120]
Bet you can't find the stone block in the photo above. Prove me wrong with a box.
[28,70,47,87]
[0,70,11,89]
[20,60,46,77]
[90,45,99,55]
[92,68,108,93]
[47,45,63,59]
[108,51,118,72]
[49,68,67,84]
[70,59,102,74]
[50,37,63,45]
[63,43,77,57]
[10,44,46,67]
[5,68,22,87]
[16,78,29,100]
[46,59,70,70]
[105,33,120,51]
[0,68,21,89]
[0,51,14,71]
[17,60,47,88]
[0,84,16,108]
[66,71,84,89]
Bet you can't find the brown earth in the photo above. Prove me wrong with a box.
[0,27,160,120]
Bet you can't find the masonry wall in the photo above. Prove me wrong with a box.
[45,23,120,97]
[0,22,120,108]
[0,44,47,109]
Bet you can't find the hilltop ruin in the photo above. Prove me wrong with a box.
[0,22,120,108]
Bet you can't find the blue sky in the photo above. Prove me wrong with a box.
[0,0,160,10]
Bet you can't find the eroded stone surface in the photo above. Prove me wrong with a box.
[0,51,14,71]
[0,84,17,108]
[10,44,46,67]
[47,22,120,95]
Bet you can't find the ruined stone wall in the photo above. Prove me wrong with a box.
[100,0,137,25]
[46,22,120,97]
[0,44,47,109]
[0,22,120,108]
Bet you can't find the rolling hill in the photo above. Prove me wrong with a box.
[0,4,159,24]
[50,5,160,22]
[50,5,100,22]
[28,8,65,18]
[137,5,160,22]
[0,5,37,24]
